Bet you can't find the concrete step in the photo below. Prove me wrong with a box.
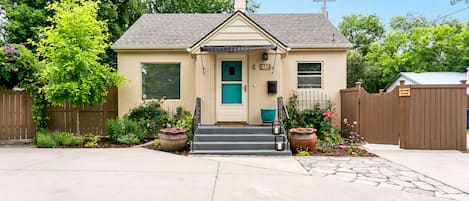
[190,149,292,156]
[197,126,274,134]
[192,141,281,150]
[194,134,282,142]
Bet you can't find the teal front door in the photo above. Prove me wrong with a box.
[222,61,242,104]
[217,59,247,122]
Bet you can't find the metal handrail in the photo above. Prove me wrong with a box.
[191,97,201,143]
[277,97,290,150]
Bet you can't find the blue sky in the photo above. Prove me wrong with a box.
[255,0,469,26]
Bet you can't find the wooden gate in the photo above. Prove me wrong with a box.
[0,88,34,140]
[341,81,467,151]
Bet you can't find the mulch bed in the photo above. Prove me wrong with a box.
[55,138,154,148]
[301,145,377,157]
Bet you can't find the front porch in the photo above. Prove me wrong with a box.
[190,97,291,155]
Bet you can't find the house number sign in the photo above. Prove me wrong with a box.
[399,88,411,97]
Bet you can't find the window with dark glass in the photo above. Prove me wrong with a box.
[142,63,180,99]
[297,62,322,88]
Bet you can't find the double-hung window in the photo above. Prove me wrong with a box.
[142,63,180,99]
[297,62,322,89]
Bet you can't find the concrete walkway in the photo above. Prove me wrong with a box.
[365,144,469,197]
[0,148,449,201]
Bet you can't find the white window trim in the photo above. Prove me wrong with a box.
[296,61,324,90]
[141,62,182,101]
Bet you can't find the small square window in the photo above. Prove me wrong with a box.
[142,63,180,99]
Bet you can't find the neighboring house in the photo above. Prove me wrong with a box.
[112,3,351,125]
[385,72,469,94]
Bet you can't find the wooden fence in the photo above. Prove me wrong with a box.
[0,87,117,140]
[0,88,34,140]
[47,88,118,135]
[341,81,467,151]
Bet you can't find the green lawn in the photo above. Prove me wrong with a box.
[467,129,469,134]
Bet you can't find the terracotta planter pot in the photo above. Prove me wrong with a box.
[159,128,187,151]
[289,128,317,152]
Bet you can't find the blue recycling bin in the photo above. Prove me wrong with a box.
[467,108,469,128]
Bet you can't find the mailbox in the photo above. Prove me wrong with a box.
[267,81,277,94]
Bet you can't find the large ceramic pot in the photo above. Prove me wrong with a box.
[159,128,187,151]
[289,128,317,152]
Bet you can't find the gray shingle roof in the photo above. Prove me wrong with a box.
[112,13,352,49]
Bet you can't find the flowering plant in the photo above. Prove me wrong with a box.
[0,44,39,89]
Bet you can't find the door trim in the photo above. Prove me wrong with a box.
[215,54,248,122]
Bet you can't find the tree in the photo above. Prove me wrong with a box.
[365,21,469,92]
[345,50,366,88]
[1,0,259,67]
[34,0,124,132]
[389,13,433,34]
[0,0,54,49]
[338,14,385,55]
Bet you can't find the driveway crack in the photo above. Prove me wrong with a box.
[210,161,220,201]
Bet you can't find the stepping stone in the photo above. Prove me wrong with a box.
[413,181,435,191]
[378,183,404,191]
[403,187,434,196]
[437,185,462,194]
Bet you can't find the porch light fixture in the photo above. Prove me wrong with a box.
[262,52,269,60]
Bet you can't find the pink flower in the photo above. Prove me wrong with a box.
[323,109,332,119]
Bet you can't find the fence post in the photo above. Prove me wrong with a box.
[355,82,361,135]
[398,80,407,148]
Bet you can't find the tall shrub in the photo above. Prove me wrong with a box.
[33,0,124,133]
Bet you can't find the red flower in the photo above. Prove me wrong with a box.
[323,109,332,119]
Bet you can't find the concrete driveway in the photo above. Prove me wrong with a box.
[366,144,469,196]
[0,148,451,201]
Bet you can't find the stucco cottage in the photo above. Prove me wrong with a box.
[112,1,351,154]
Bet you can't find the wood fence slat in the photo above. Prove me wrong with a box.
[341,83,466,150]
[1,87,117,139]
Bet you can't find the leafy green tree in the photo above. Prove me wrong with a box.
[34,0,124,132]
[0,0,54,49]
[338,14,385,55]
[1,0,259,66]
[389,14,433,34]
[346,50,366,88]
[365,21,469,92]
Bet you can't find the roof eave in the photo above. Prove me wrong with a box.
[288,43,353,49]
[111,45,188,51]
